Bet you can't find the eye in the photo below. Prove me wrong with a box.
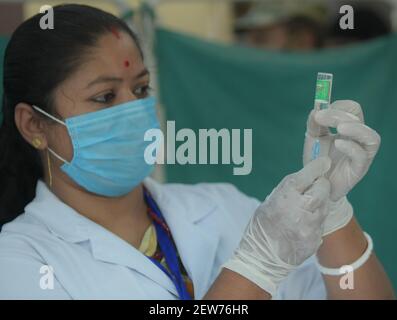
[133,85,152,98]
[92,92,116,104]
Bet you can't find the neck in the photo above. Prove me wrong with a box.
[47,173,151,249]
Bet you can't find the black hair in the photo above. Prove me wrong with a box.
[0,4,143,227]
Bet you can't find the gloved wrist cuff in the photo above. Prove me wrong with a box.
[323,196,354,236]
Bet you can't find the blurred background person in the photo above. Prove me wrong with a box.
[234,1,327,51]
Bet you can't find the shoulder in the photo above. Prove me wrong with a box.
[0,215,70,299]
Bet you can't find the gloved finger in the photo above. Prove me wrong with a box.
[337,122,381,159]
[301,177,331,212]
[303,204,329,230]
[333,139,369,178]
[314,109,361,129]
[306,109,330,137]
[330,100,364,123]
[293,157,331,193]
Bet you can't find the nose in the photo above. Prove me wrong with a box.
[119,87,138,103]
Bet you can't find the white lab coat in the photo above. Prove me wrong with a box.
[0,178,326,299]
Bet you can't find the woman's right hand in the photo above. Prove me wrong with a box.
[223,157,331,297]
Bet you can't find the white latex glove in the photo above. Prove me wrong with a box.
[223,157,331,297]
[303,100,381,235]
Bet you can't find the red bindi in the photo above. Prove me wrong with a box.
[110,26,120,39]
[124,60,130,67]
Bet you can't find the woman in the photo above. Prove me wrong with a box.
[0,4,394,299]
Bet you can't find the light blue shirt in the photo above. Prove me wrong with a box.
[0,178,326,299]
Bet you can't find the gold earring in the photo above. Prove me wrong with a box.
[47,149,53,187]
[32,138,42,149]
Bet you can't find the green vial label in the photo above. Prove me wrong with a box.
[315,80,331,102]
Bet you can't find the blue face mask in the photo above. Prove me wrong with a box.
[33,96,159,197]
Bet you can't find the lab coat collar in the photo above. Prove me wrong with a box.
[143,177,217,224]
[27,179,220,299]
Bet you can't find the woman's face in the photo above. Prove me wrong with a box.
[45,30,151,187]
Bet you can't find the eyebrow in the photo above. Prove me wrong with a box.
[86,68,150,88]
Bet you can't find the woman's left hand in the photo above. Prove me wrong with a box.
[303,100,381,235]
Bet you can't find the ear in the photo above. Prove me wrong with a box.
[14,102,48,150]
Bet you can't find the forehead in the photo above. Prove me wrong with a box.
[65,30,145,83]
[94,30,143,67]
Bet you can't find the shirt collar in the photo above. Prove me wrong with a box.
[26,178,217,243]
[143,177,217,224]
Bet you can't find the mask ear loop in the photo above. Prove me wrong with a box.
[32,105,69,188]
[32,105,66,126]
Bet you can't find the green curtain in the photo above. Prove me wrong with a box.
[155,28,397,289]
[0,36,8,126]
